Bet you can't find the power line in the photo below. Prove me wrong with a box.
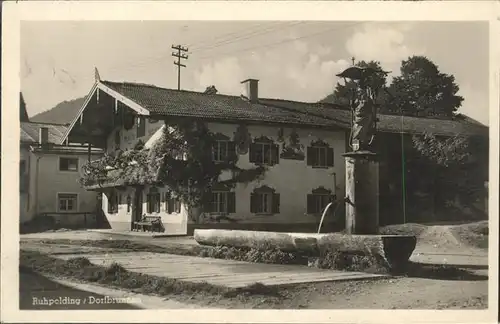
[187,21,289,50]
[172,44,188,90]
[79,22,304,79]
[195,22,363,61]
[54,22,363,86]
[190,21,307,54]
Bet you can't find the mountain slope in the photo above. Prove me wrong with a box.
[30,97,86,125]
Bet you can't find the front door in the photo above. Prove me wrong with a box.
[131,187,143,230]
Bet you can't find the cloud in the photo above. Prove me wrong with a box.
[193,39,349,102]
[345,23,425,76]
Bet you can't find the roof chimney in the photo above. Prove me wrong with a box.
[39,127,49,146]
[241,79,259,103]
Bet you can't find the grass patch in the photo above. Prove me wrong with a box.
[379,223,428,237]
[28,239,306,265]
[20,250,284,299]
[23,239,394,273]
[315,251,390,274]
[395,261,488,281]
[24,238,392,274]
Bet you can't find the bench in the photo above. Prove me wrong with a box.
[133,215,163,232]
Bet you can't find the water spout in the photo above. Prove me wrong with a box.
[317,201,340,234]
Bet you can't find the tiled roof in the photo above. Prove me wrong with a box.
[101,81,346,129]
[260,98,489,137]
[100,80,488,137]
[20,122,68,144]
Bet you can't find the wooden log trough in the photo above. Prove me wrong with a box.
[194,229,417,272]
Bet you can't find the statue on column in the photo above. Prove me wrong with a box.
[336,66,389,152]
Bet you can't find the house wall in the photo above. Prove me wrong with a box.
[22,150,101,226]
[20,147,32,223]
[106,117,164,152]
[101,185,188,235]
[203,122,346,227]
[101,117,346,233]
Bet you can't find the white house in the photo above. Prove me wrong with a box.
[20,99,104,228]
[59,73,488,235]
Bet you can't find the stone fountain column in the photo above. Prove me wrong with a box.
[343,150,379,235]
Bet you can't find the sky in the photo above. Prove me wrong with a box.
[21,20,489,124]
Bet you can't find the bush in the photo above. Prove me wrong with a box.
[67,257,92,269]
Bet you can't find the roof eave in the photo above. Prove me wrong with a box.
[59,81,151,145]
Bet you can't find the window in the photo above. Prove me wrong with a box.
[212,134,235,162]
[249,137,279,166]
[137,116,146,138]
[146,187,161,213]
[306,140,334,168]
[58,193,78,212]
[307,187,335,214]
[59,157,79,172]
[213,141,229,162]
[206,191,236,214]
[126,195,132,213]
[164,192,182,214]
[250,185,280,214]
[107,191,118,214]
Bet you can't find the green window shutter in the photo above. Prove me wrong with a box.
[272,144,280,165]
[175,199,181,213]
[228,141,237,161]
[327,147,334,167]
[146,195,152,214]
[201,191,212,213]
[250,193,258,213]
[307,194,315,214]
[249,143,258,163]
[155,194,161,213]
[272,193,280,214]
[306,147,313,166]
[107,193,113,214]
[167,198,174,214]
[227,192,236,213]
[137,116,146,138]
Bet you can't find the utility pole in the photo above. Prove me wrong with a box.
[351,57,356,66]
[172,45,189,90]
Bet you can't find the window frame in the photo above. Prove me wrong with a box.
[164,192,182,214]
[249,136,279,166]
[250,185,280,215]
[255,192,273,214]
[306,139,334,169]
[136,116,146,138]
[107,191,119,214]
[126,194,132,213]
[310,146,328,168]
[59,157,79,172]
[146,187,161,214]
[307,187,336,215]
[57,193,78,212]
[213,140,230,162]
[210,191,230,214]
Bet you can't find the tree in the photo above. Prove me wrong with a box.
[322,60,390,110]
[411,132,488,217]
[20,92,29,122]
[80,119,267,221]
[388,56,463,117]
